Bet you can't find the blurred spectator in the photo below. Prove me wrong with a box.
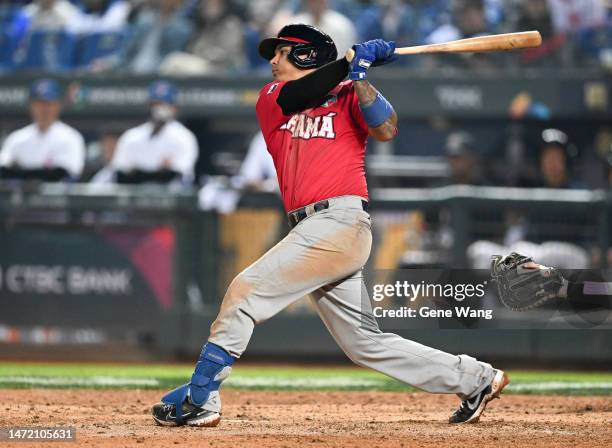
[293,0,357,56]
[0,79,85,182]
[87,125,123,183]
[537,128,584,189]
[351,0,384,42]
[443,131,488,185]
[515,0,566,66]
[101,0,194,74]
[483,0,505,30]
[547,0,606,34]
[68,0,131,35]
[160,0,246,76]
[110,80,198,184]
[199,130,278,212]
[11,0,81,71]
[426,0,490,44]
[243,0,285,70]
[407,0,452,45]
[4,3,31,45]
[516,0,554,37]
[379,0,415,46]
[425,0,499,69]
[239,131,278,193]
[21,0,79,31]
[2,0,609,74]
[343,0,421,57]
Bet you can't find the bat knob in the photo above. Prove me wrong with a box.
[345,48,355,63]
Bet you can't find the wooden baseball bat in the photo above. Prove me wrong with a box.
[345,31,542,61]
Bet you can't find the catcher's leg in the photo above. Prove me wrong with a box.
[310,273,496,399]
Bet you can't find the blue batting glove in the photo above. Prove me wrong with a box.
[348,39,398,80]
[370,39,397,67]
[348,43,375,81]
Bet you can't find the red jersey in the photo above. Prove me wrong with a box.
[256,80,369,212]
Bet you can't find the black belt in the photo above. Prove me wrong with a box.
[288,199,369,229]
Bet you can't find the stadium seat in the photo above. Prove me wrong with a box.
[78,31,127,67]
[0,29,16,72]
[17,31,77,72]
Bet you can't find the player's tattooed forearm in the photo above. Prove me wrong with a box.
[354,80,397,139]
[354,80,378,106]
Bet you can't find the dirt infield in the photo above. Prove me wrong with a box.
[2,389,611,448]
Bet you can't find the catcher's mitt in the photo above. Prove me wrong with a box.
[490,252,565,311]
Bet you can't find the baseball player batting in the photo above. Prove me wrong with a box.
[152,24,510,427]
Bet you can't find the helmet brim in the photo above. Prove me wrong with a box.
[258,38,301,60]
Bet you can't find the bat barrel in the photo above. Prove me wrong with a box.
[395,31,542,56]
[345,31,542,62]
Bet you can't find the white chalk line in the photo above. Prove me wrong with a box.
[227,377,612,391]
[226,376,386,388]
[507,382,612,392]
[0,376,610,393]
[0,376,160,387]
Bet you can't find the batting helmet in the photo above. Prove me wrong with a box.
[258,24,337,69]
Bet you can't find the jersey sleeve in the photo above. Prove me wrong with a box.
[255,81,289,141]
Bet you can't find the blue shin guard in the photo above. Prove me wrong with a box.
[161,342,235,424]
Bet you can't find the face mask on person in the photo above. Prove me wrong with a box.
[151,104,176,123]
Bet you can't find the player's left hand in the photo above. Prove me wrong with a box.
[368,39,397,67]
[348,39,397,80]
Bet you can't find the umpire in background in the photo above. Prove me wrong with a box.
[0,79,85,182]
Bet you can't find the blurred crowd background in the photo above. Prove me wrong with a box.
[0,0,611,191]
[1,0,612,74]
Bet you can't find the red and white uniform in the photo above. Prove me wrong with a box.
[256,80,369,212]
